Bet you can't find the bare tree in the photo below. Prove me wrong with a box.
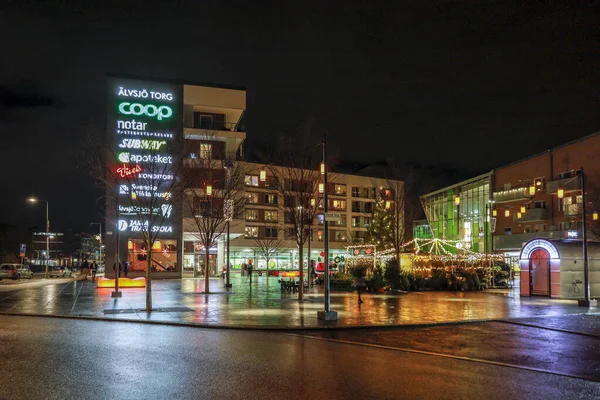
[181,152,246,293]
[268,138,321,301]
[586,171,600,240]
[253,234,285,275]
[87,131,186,312]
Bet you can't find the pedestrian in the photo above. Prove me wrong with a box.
[356,277,366,305]
[82,259,89,280]
[241,261,247,277]
[247,259,253,283]
[91,262,98,281]
[221,263,227,279]
[310,260,317,286]
[113,261,122,278]
[123,260,129,278]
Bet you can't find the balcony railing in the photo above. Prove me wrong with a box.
[192,121,242,132]
[513,208,547,222]
[547,178,582,194]
[493,187,531,203]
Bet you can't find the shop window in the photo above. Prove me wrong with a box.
[244,226,258,238]
[246,192,259,204]
[245,175,259,187]
[265,211,278,222]
[524,226,531,233]
[504,228,512,235]
[128,239,177,272]
[265,194,278,205]
[352,187,360,197]
[534,224,546,233]
[245,209,258,221]
[200,143,212,159]
[264,227,278,238]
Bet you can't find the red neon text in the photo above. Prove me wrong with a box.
[117,164,142,178]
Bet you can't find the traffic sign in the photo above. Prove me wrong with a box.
[19,244,26,258]
[324,212,341,222]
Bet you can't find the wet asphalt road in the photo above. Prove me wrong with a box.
[1,315,599,399]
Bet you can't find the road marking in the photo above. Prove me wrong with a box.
[495,319,600,339]
[290,333,600,383]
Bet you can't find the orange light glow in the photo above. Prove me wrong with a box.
[505,210,510,217]
[557,188,564,199]
[282,271,300,278]
[520,206,526,213]
[593,212,598,221]
[517,212,522,219]
[96,277,146,288]
[492,210,497,217]
[127,240,133,250]
[529,186,535,195]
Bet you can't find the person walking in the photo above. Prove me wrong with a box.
[356,277,366,305]
[310,260,317,287]
[81,259,90,280]
[123,260,130,278]
[247,259,253,284]
[91,262,98,281]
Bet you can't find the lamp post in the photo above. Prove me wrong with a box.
[318,135,338,321]
[91,222,102,265]
[223,160,233,289]
[28,197,50,279]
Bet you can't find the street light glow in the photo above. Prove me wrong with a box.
[28,197,38,203]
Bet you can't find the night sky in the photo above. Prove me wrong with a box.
[1,1,599,236]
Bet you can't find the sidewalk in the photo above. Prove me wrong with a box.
[0,275,597,328]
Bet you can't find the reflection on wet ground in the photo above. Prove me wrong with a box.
[0,275,597,328]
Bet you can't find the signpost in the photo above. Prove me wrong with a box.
[19,244,26,266]
[324,212,341,223]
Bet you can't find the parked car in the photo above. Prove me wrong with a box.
[0,264,21,280]
[49,267,72,278]
[17,265,34,279]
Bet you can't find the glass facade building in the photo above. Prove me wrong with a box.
[421,173,493,253]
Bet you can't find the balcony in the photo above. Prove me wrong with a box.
[493,187,531,203]
[547,177,582,194]
[565,203,582,217]
[513,208,547,222]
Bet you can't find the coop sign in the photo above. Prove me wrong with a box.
[118,102,173,120]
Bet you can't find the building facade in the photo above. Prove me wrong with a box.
[105,77,403,279]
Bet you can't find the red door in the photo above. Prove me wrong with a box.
[529,248,550,296]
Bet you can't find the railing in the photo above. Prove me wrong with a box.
[493,187,531,203]
[192,121,241,132]
[513,208,547,222]
[494,230,571,250]
[547,177,582,194]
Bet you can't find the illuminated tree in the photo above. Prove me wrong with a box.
[181,155,246,293]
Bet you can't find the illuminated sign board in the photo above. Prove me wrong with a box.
[107,77,183,269]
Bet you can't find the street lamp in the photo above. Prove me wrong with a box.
[28,197,50,279]
[91,222,102,266]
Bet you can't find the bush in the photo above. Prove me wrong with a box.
[348,259,370,278]
[400,274,411,291]
[411,276,426,291]
[367,273,386,291]
[383,259,402,290]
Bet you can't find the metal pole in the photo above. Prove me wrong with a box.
[225,165,232,288]
[99,223,102,266]
[45,201,49,279]
[307,227,311,287]
[318,135,337,320]
[112,199,121,298]
[578,168,594,306]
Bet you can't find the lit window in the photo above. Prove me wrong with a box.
[245,209,258,221]
[265,194,278,205]
[245,175,259,186]
[265,211,278,222]
[334,184,346,195]
[244,227,258,238]
[200,144,212,159]
[246,192,259,204]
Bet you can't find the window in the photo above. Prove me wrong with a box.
[363,217,371,228]
[264,227,278,238]
[558,222,568,231]
[196,201,211,217]
[352,201,361,213]
[265,211,278,222]
[265,194,278,205]
[558,170,575,180]
[244,226,258,238]
[361,188,370,198]
[364,202,373,213]
[352,187,360,197]
[534,224,546,233]
[524,225,532,233]
[335,215,346,227]
[332,200,346,210]
[534,177,545,191]
[285,228,296,240]
[503,183,511,191]
[504,227,512,235]
[246,192,259,204]
[576,195,583,204]
[245,209,258,221]
[317,214,324,225]
[533,201,546,209]
[334,231,347,242]
[352,216,360,227]
[334,184,346,195]
[200,143,212,159]
[245,175,259,187]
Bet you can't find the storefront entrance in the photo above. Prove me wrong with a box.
[529,248,550,296]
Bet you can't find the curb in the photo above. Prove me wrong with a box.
[0,311,501,331]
